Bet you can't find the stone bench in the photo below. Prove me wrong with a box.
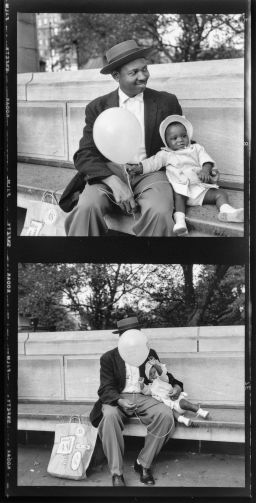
[17,162,244,237]
[17,58,245,236]
[18,326,245,444]
[18,402,245,444]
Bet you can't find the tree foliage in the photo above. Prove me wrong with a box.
[51,13,244,69]
[18,263,245,331]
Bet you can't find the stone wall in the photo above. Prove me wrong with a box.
[17,58,244,186]
[18,325,245,406]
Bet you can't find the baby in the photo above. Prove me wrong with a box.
[127,115,244,235]
[141,357,209,427]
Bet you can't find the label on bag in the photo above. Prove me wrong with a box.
[57,435,75,455]
[26,220,44,236]
[75,443,91,450]
[75,426,85,437]
[71,451,82,471]
[44,207,58,225]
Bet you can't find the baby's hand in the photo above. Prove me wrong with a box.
[198,169,211,183]
[148,356,158,366]
[209,168,220,184]
[138,377,145,390]
[168,385,182,400]
[126,163,143,176]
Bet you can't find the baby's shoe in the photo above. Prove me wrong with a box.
[218,205,244,223]
[173,212,188,236]
[196,408,209,419]
[177,415,191,427]
[173,222,188,236]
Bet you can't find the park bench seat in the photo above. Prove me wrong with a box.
[18,402,245,444]
[17,162,244,237]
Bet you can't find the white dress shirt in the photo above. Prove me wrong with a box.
[118,88,147,163]
[122,362,141,393]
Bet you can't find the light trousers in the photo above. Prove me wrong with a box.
[97,393,175,476]
[65,172,174,236]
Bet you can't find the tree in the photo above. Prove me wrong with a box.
[51,13,244,70]
[52,13,163,69]
[165,14,244,62]
[18,263,245,331]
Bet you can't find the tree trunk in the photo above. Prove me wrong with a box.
[181,264,195,303]
[188,265,230,326]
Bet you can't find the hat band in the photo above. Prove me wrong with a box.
[107,47,146,65]
[119,324,138,330]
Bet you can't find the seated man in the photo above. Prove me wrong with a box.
[89,316,183,486]
[59,39,182,236]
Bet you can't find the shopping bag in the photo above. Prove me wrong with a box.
[21,191,66,236]
[47,416,98,480]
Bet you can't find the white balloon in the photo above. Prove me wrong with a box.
[93,107,142,164]
[118,329,149,367]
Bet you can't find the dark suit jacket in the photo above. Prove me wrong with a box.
[59,87,182,212]
[89,347,183,428]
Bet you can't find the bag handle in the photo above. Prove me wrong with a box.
[42,190,59,205]
[69,415,81,424]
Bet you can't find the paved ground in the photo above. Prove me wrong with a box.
[18,440,245,488]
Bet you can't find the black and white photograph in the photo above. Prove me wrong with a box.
[17,9,247,238]
[17,263,246,488]
[4,0,254,501]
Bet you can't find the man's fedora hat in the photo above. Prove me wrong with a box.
[113,316,141,334]
[100,40,153,75]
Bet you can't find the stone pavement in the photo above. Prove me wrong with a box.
[18,438,245,488]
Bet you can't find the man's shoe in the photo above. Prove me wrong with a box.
[112,474,125,486]
[134,460,155,485]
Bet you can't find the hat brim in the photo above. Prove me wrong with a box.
[112,324,141,334]
[100,47,153,74]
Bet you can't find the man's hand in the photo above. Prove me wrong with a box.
[168,384,182,400]
[117,398,137,415]
[103,175,138,214]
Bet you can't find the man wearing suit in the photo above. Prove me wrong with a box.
[89,316,183,486]
[60,40,182,236]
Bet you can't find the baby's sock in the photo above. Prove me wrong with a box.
[177,415,191,427]
[218,204,244,223]
[173,212,188,236]
[196,407,209,419]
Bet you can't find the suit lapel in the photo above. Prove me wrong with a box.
[105,89,119,108]
[144,88,158,156]
[113,347,126,388]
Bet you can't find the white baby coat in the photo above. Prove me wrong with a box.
[142,143,218,200]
